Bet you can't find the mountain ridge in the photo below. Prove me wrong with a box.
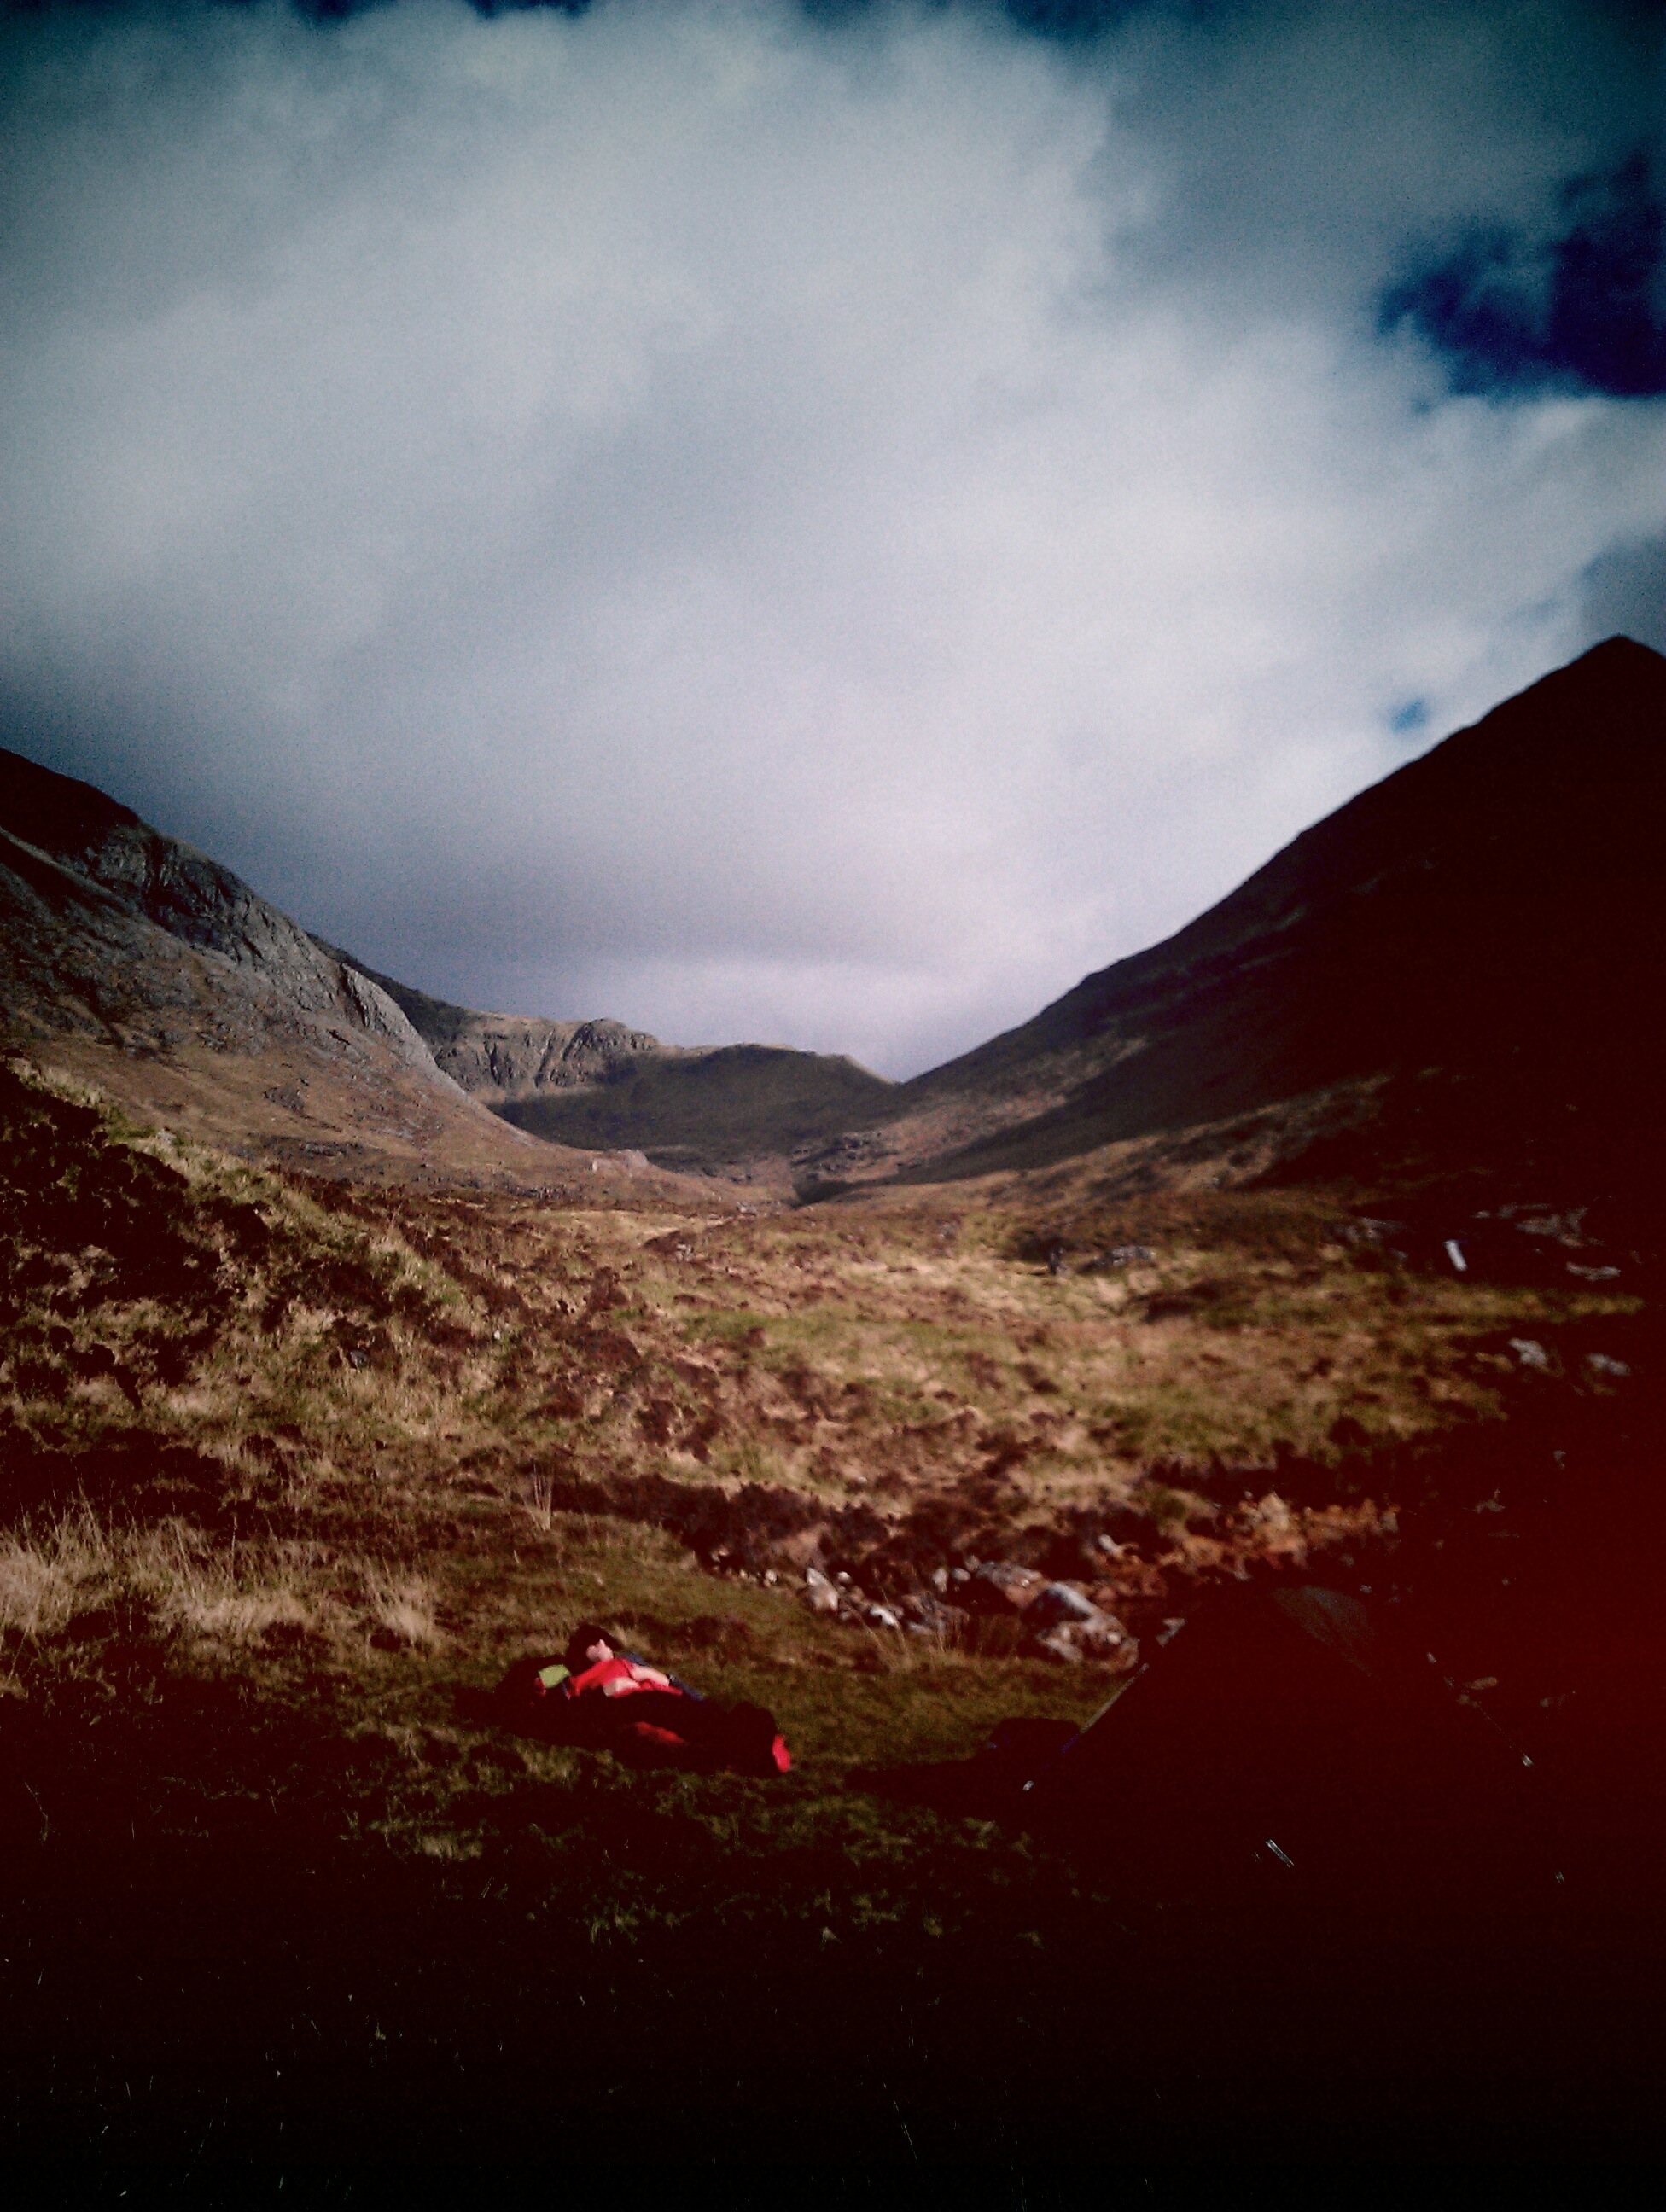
[5,634,1660,1201]
[784,633,1666,1198]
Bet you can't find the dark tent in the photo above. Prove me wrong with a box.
[1017,1583,1564,1937]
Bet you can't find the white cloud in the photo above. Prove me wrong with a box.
[3,0,1663,1074]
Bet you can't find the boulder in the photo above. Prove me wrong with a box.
[804,1567,841,1616]
[1086,1244,1155,1270]
[1028,1580,1100,1628]
[900,1591,970,1637]
[1079,1615,1135,1662]
[1028,1604,1135,1665]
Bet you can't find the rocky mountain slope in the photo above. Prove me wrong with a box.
[793,636,1666,1202]
[0,751,597,1189]
[310,948,664,1101]
[0,749,441,1069]
[325,636,1665,1201]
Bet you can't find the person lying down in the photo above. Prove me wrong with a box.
[495,1621,792,1776]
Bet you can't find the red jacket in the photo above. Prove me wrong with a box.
[566,1656,678,1700]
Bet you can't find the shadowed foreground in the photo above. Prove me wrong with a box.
[2,1679,1659,2168]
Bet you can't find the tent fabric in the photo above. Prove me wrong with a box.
[1018,1582,1560,1925]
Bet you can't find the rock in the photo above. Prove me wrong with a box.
[1338,1219,1404,1248]
[1507,1206,1587,1243]
[1025,1586,1131,1662]
[1087,1244,1156,1270]
[1242,1493,1301,1557]
[1028,1580,1100,1627]
[806,1566,842,1615]
[1586,1352,1631,1377]
[1077,1613,1132,1659]
[930,1566,950,1593]
[865,1604,901,1630]
[1567,1262,1621,1282]
[1510,1337,1551,1369]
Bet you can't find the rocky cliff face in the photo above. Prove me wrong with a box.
[312,947,663,1101]
[0,748,450,1085]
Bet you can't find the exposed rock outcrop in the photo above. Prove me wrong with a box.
[0,748,596,1186]
[0,748,451,1084]
[310,946,661,1100]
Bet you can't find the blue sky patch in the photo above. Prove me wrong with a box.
[1380,154,1666,401]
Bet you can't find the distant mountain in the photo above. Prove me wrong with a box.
[324,946,897,1178]
[792,636,1666,1201]
[310,948,663,1099]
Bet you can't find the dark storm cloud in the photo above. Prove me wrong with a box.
[2,0,1664,1074]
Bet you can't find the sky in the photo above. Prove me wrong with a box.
[3,0,1664,1078]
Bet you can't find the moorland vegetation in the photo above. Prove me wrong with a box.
[2,1053,1659,2163]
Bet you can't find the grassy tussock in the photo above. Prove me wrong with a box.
[0,1499,446,1685]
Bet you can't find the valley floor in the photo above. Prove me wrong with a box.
[2,1058,1661,2167]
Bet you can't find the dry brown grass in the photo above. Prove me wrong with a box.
[0,1499,454,1685]
[0,1055,1644,1724]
